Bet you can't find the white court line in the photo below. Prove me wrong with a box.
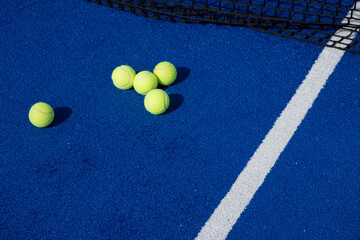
[196,3,360,240]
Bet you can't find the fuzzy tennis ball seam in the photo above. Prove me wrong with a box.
[135,72,151,81]
[32,107,53,115]
[114,66,131,88]
[145,92,168,113]
[112,65,136,90]
[28,102,54,128]
[144,89,170,115]
[153,61,177,86]
[155,63,172,71]
[133,71,158,95]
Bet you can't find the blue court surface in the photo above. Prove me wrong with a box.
[0,1,359,239]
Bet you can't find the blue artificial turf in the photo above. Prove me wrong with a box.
[0,0,359,239]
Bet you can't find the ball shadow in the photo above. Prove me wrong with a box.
[174,67,190,86]
[166,94,184,114]
[51,107,73,127]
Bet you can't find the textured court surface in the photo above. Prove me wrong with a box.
[0,1,359,239]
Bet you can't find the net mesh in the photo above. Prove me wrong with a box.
[86,0,360,54]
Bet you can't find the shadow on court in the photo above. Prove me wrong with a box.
[51,107,73,127]
[166,94,184,114]
[174,67,190,86]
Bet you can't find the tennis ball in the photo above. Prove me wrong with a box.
[112,65,136,90]
[28,102,54,128]
[133,71,158,95]
[153,61,177,86]
[144,89,170,115]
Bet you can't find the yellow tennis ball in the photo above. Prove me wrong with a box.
[153,61,177,86]
[111,65,136,90]
[133,71,158,95]
[144,89,170,115]
[28,102,54,128]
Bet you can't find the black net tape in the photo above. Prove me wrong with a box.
[86,0,360,54]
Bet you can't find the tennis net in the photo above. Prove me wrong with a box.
[86,0,360,54]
